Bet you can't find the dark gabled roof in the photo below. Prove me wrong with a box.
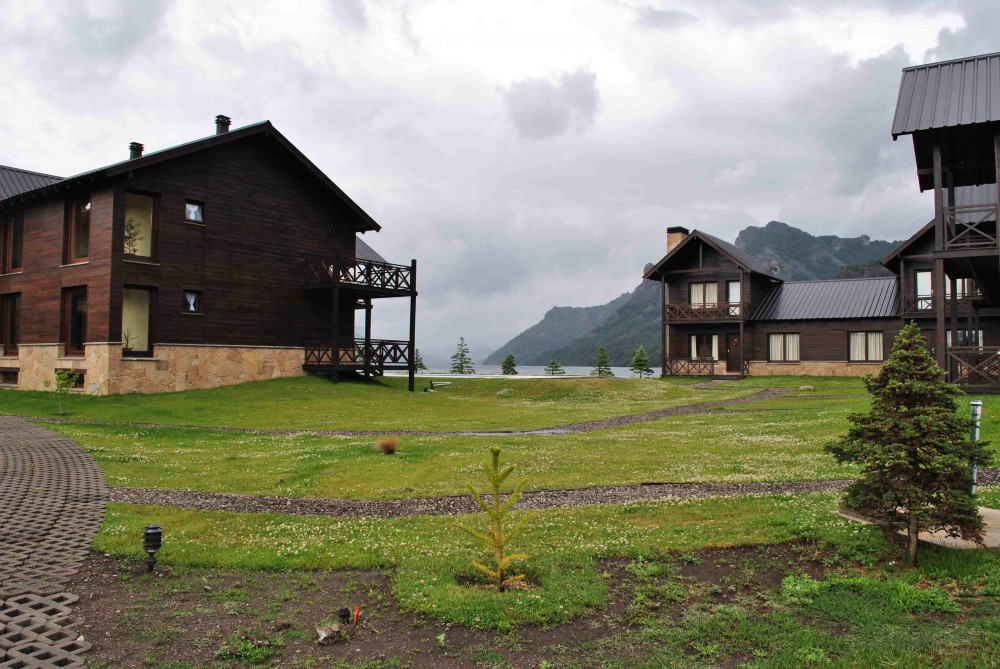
[0,121,380,232]
[892,52,1000,138]
[0,165,63,199]
[355,235,388,263]
[751,277,899,321]
[644,229,776,280]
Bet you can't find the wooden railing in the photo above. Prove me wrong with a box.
[944,203,998,251]
[663,302,748,321]
[946,346,1000,388]
[304,339,412,370]
[304,256,414,292]
[902,295,977,316]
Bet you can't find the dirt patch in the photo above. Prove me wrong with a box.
[68,541,840,668]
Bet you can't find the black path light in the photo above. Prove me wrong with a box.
[142,523,163,572]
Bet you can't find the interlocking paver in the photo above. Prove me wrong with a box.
[0,418,107,669]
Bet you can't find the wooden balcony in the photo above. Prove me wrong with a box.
[303,256,414,295]
[663,302,748,322]
[304,339,412,374]
[943,203,998,252]
[946,346,1000,392]
[902,295,979,318]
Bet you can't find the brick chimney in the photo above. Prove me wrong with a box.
[215,115,231,135]
[666,226,690,253]
[129,142,144,159]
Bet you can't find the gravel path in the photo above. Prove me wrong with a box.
[16,387,793,438]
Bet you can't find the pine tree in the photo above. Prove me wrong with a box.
[501,353,518,375]
[450,337,475,374]
[543,359,565,375]
[591,346,614,378]
[825,322,993,565]
[414,349,428,372]
[629,345,653,378]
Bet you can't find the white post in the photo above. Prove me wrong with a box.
[970,400,982,494]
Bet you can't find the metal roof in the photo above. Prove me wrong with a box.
[0,165,63,200]
[892,52,1000,137]
[355,236,388,263]
[751,277,899,321]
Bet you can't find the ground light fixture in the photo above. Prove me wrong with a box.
[143,523,163,572]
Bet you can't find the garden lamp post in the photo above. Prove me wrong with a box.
[970,401,982,494]
[143,524,163,572]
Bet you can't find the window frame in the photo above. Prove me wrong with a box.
[2,212,24,274]
[768,333,800,362]
[1,293,20,357]
[689,333,719,361]
[121,286,156,358]
[914,270,932,310]
[61,286,88,357]
[65,196,92,264]
[182,289,204,315]
[185,200,205,225]
[689,281,718,308]
[848,331,884,362]
[123,190,160,261]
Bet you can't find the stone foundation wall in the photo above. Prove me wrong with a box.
[4,343,305,395]
[748,360,883,377]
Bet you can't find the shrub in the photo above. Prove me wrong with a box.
[376,436,400,455]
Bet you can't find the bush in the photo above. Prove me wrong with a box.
[376,436,400,455]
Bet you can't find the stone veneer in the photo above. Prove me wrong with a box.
[7,344,305,395]
[748,360,883,377]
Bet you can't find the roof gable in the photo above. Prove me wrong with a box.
[644,229,778,280]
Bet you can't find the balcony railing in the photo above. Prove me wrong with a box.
[304,256,414,293]
[663,358,748,376]
[946,346,1000,389]
[902,295,978,317]
[304,339,412,371]
[664,302,748,322]
[944,203,998,251]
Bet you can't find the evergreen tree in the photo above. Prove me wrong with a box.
[501,353,518,375]
[450,337,475,374]
[825,322,993,565]
[543,359,565,376]
[414,349,428,372]
[629,345,653,378]
[591,346,614,378]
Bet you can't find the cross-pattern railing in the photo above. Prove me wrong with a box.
[304,256,414,292]
[944,203,998,251]
[304,339,412,370]
[664,358,717,376]
[663,302,749,321]
[946,346,1000,388]
[902,295,977,316]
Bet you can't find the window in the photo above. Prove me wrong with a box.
[124,192,156,258]
[55,369,85,389]
[0,369,17,385]
[849,331,883,362]
[122,287,154,356]
[1,293,20,357]
[182,290,203,314]
[61,287,87,356]
[689,334,719,360]
[185,201,204,224]
[690,282,718,308]
[726,280,741,315]
[947,330,985,349]
[65,197,91,262]
[2,212,23,273]
[914,271,932,310]
[945,277,977,300]
[768,333,800,362]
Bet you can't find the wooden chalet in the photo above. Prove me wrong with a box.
[645,52,1000,390]
[0,116,418,395]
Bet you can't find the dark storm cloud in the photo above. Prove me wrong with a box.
[927,2,998,62]
[633,6,697,29]
[501,69,600,141]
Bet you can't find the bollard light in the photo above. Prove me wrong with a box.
[970,401,982,495]
[142,524,163,572]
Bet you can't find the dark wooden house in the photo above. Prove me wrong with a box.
[645,52,1000,390]
[0,116,417,395]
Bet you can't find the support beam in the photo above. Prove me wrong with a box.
[933,142,946,369]
[364,297,372,379]
[408,259,417,392]
[739,268,745,377]
[950,276,958,354]
[660,278,667,377]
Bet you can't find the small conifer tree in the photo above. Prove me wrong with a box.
[825,322,993,565]
[501,353,518,375]
[453,446,534,592]
[591,346,614,377]
[450,337,475,374]
[544,359,565,375]
[43,370,81,416]
[414,349,428,372]
[629,345,653,378]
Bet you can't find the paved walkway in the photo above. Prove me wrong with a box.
[0,417,108,668]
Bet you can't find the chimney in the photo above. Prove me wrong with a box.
[129,142,144,159]
[666,226,690,253]
[215,115,231,135]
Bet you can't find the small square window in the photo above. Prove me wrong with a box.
[0,369,17,385]
[185,201,204,223]
[182,290,203,314]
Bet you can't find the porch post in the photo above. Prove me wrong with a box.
[932,142,947,369]
[364,297,372,379]
[408,259,417,392]
[739,268,745,377]
[660,278,667,377]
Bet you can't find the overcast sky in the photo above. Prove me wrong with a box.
[1,0,993,361]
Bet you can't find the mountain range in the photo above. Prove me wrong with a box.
[484,221,903,366]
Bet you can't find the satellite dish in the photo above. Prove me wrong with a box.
[768,260,780,275]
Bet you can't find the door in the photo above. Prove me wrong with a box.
[726,333,741,373]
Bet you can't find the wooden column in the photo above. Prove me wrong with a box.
[408,259,417,392]
[932,142,946,368]
[950,276,958,353]
[364,297,372,379]
[660,278,667,377]
[330,255,340,383]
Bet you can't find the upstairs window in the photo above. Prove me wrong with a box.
[726,280,741,315]
[1,293,20,357]
[849,331,883,362]
[185,201,204,224]
[66,197,91,263]
[914,270,932,309]
[2,213,23,273]
[769,333,800,362]
[689,282,718,308]
[124,193,156,258]
[182,290,203,314]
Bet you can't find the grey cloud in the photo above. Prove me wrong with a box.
[328,0,368,31]
[634,6,697,29]
[501,69,600,141]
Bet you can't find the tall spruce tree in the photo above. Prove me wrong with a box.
[543,359,565,375]
[591,346,614,378]
[825,322,993,565]
[414,349,428,372]
[450,337,475,374]
[501,353,518,375]
[629,345,653,378]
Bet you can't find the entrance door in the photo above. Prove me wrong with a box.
[726,333,740,373]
